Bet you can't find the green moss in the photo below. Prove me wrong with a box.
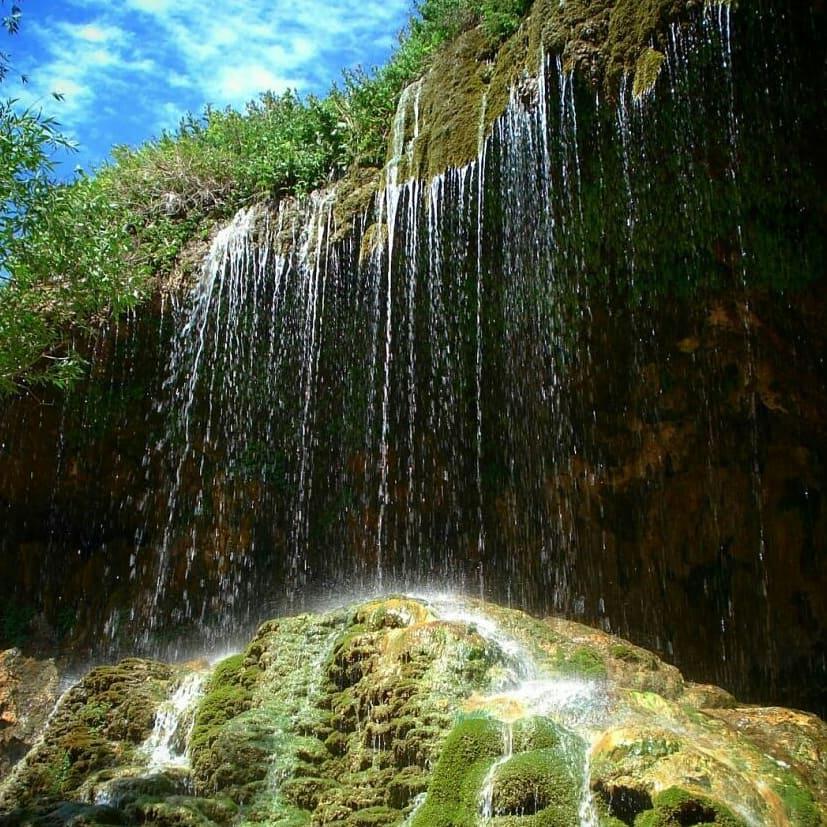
[189,653,265,797]
[634,787,745,827]
[511,717,568,752]
[601,735,681,766]
[332,166,381,244]
[411,27,492,179]
[633,48,666,99]
[600,816,631,827]
[43,748,73,797]
[492,749,580,819]
[591,732,684,810]
[79,701,111,731]
[387,765,429,809]
[327,624,376,686]
[345,806,400,826]
[359,221,387,264]
[772,776,822,827]
[411,715,504,827]
[123,794,236,826]
[609,644,655,667]
[553,646,608,679]
[210,653,245,684]
[193,654,260,724]
[281,776,337,811]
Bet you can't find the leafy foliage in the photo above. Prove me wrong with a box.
[0,101,75,266]
[0,174,141,392]
[0,0,535,393]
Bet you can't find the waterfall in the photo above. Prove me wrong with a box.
[142,671,206,770]
[128,3,789,654]
[376,80,423,583]
[2,0,821,715]
[578,748,600,827]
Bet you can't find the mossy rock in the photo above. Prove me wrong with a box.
[124,794,235,826]
[411,715,504,827]
[191,714,271,799]
[0,658,174,808]
[92,771,189,808]
[632,48,666,99]
[281,775,338,811]
[770,776,823,827]
[13,802,127,826]
[386,765,429,809]
[634,787,745,826]
[344,806,400,827]
[3,598,825,827]
[593,778,654,825]
[553,645,608,679]
[410,27,493,179]
[492,749,580,818]
[354,597,432,631]
[189,653,264,795]
[511,717,570,753]
[331,167,381,245]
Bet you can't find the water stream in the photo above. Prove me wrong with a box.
[423,594,603,824]
[141,671,207,771]
[479,722,513,820]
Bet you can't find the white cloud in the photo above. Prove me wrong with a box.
[216,65,300,101]
[86,48,115,66]
[76,24,115,42]
[16,0,410,167]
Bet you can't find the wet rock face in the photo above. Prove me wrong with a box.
[0,650,60,779]
[0,598,824,827]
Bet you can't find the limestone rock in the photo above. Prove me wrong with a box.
[1,597,824,826]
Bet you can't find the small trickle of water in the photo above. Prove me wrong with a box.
[403,792,428,826]
[578,746,600,827]
[479,722,513,820]
[142,671,206,770]
[423,594,537,681]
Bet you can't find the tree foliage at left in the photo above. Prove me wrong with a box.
[0,0,133,392]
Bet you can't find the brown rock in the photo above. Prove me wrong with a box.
[0,649,60,778]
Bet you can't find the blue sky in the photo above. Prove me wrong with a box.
[5,0,412,174]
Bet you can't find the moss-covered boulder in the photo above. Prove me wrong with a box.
[635,786,744,826]
[491,748,581,818]
[0,659,177,809]
[1,597,825,827]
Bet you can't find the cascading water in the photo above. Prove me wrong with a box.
[0,0,823,716]
[103,5,827,706]
[141,671,206,770]
[422,595,604,825]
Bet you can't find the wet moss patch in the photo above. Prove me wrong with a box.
[411,715,504,827]
[635,786,745,826]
